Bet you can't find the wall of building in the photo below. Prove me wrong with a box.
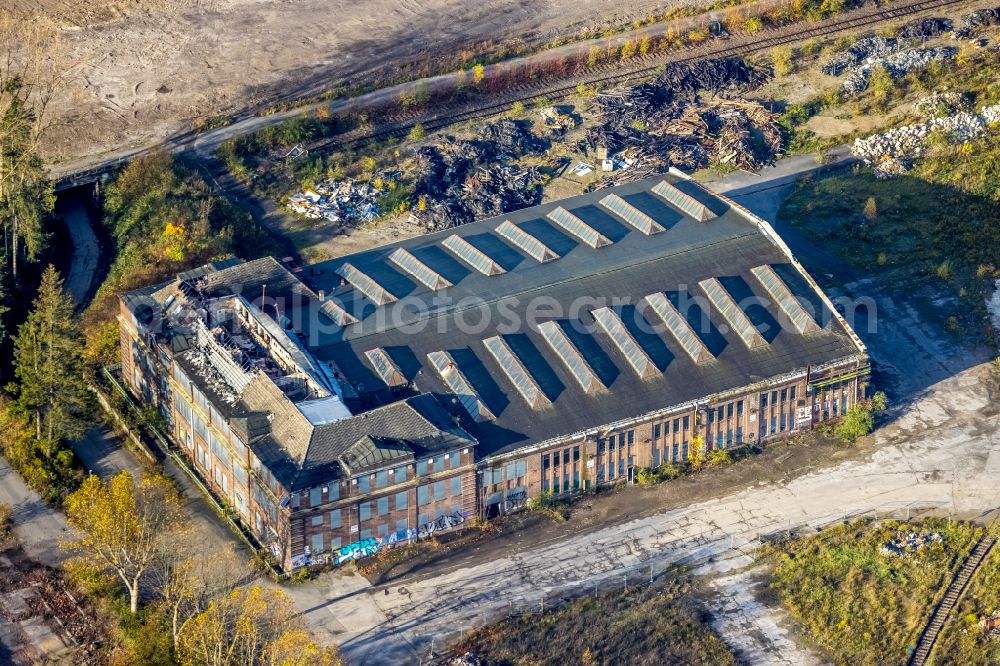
[480,361,867,516]
[288,447,477,568]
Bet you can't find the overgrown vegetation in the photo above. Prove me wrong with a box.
[762,518,981,665]
[63,470,344,664]
[934,525,1000,665]
[780,126,1000,339]
[452,576,736,665]
[834,390,887,443]
[82,153,282,367]
[0,267,89,505]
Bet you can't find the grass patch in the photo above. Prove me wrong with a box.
[779,131,1000,337]
[761,518,981,665]
[452,576,736,665]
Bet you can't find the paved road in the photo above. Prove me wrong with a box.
[0,458,71,567]
[285,155,997,663]
[56,192,101,308]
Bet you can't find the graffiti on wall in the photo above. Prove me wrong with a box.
[503,489,528,513]
[301,510,473,567]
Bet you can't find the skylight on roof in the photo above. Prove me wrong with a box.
[750,265,821,335]
[442,235,506,276]
[598,194,665,235]
[643,292,714,364]
[699,278,767,350]
[496,220,560,263]
[652,180,717,222]
[590,307,658,380]
[482,336,550,409]
[545,206,612,249]
[319,298,358,326]
[336,263,397,306]
[537,321,605,394]
[364,348,407,387]
[427,350,496,422]
[388,247,452,291]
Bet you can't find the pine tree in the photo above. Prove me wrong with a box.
[12,265,90,454]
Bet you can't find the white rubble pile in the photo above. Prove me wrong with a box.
[879,530,943,557]
[851,103,1000,178]
[912,91,970,118]
[841,46,958,94]
[286,178,386,224]
[821,36,901,76]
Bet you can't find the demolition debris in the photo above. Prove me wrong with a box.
[878,531,943,558]
[582,58,780,189]
[954,7,1000,40]
[409,118,545,230]
[912,91,970,118]
[287,178,386,224]
[821,19,960,94]
[852,102,1000,178]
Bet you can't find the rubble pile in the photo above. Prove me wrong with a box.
[912,91,970,118]
[287,177,387,224]
[841,46,958,94]
[582,58,779,188]
[852,103,1000,177]
[823,22,961,95]
[879,530,943,557]
[954,7,1000,40]
[409,119,545,230]
[821,36,900,76]
[898,17,953,40]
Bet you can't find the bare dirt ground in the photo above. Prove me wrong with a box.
[24,0,706,165]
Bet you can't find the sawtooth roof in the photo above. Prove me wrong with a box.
[300,173,864,459]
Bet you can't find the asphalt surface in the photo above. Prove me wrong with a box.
[57,193,101,308]
[0,458,72,567]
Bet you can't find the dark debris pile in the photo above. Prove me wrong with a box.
[898,17,953,40]
[409,119,545,230]
[954,7,1000,40]
[583,57,781,189]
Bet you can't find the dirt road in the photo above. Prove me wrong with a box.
[31,0,717,167]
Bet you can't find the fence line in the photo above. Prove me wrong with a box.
[419,500,979,664]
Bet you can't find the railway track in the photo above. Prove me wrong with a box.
[907,534,996,666]
[55,0,971,187]
[314,0,970,154]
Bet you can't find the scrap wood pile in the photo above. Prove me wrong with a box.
[409,118,545,230]
[584,58,781,190]
[954,7,1000,40]
[821,21,960,94]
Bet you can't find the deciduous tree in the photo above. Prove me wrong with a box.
[177,586,344,666]
[11,265,90,453]
[154,536,249,648]
[64,470,185,613]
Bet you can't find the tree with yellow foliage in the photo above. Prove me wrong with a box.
[688,435,707,471]
[177,586,344,666]
[64,470,185,613]
[472,63,485,85]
